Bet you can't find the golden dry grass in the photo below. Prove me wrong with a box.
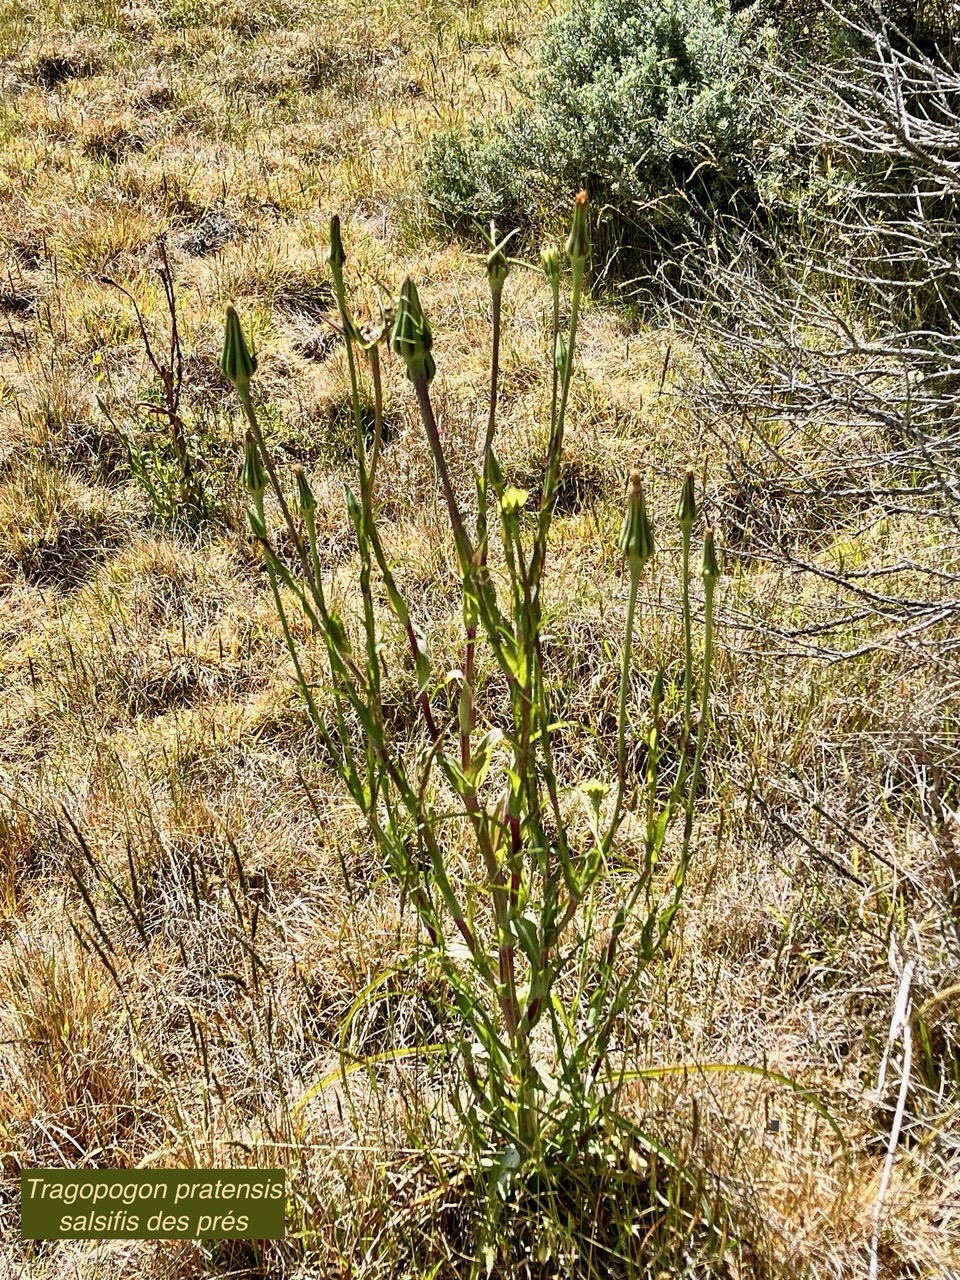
[0,0,958,1276]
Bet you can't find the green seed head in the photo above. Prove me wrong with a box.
[676,468,698,530]
[391,277,436,384]
[619,469,654,568]
[702,526,720,580]
[328,215,346,272]
[295,466,316,517]
[565,190,590,267]
[242,429,266,499]
[221,305,257,397]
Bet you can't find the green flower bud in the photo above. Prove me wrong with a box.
[295,466,316,516]
[676,468,697,529]
[702,526,720,580]
[565,190,590,266]
[540,245,561,289]
[486,244,509,295]
[391,277,436,384]
[328,215,346,271]
[242,429,266,500]
[618,469,654,569]
[221,305,257,398]
[483,222,517,295]
[327,217,364,343]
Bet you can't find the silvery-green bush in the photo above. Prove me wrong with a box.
[424,0,776,266]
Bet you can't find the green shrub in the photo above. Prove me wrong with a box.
[424,0,777,270]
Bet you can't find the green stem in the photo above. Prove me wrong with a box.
[241,393,319,608]
[301,504,327,615]
[680,574,715,870]
[329,262,370,499]
[529,257,584,600]
[681,524,693,745]
[261,548,321,727]
[605,558,642,854]
[412,373,474,575]
[482,285,502,481]
[367,345,384,502]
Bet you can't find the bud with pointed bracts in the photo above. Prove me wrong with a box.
[328,215,346,272]
[295,466,316,517]
[242,429,266,507]
[486,244,509,297]
[619,469,654,569]
[702,526,720,580]
[391,277,436,384]
[221,305,257,400]
[676,467,697,530]
[565,191,590,267]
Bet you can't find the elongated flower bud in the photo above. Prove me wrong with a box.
[221,305,257,399]
[328,215,346,271]
[242,429,266,500]
[327,216,364,342]
[676,468,697,529]
[295,466,316,516]
[565,190,590,267]
[391,277,436,384]
[619,469,654,568]
[702,526,720,580]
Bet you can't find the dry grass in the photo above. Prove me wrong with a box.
[0,0,958,1276]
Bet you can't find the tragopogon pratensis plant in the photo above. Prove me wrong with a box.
[222,193,718,1184]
